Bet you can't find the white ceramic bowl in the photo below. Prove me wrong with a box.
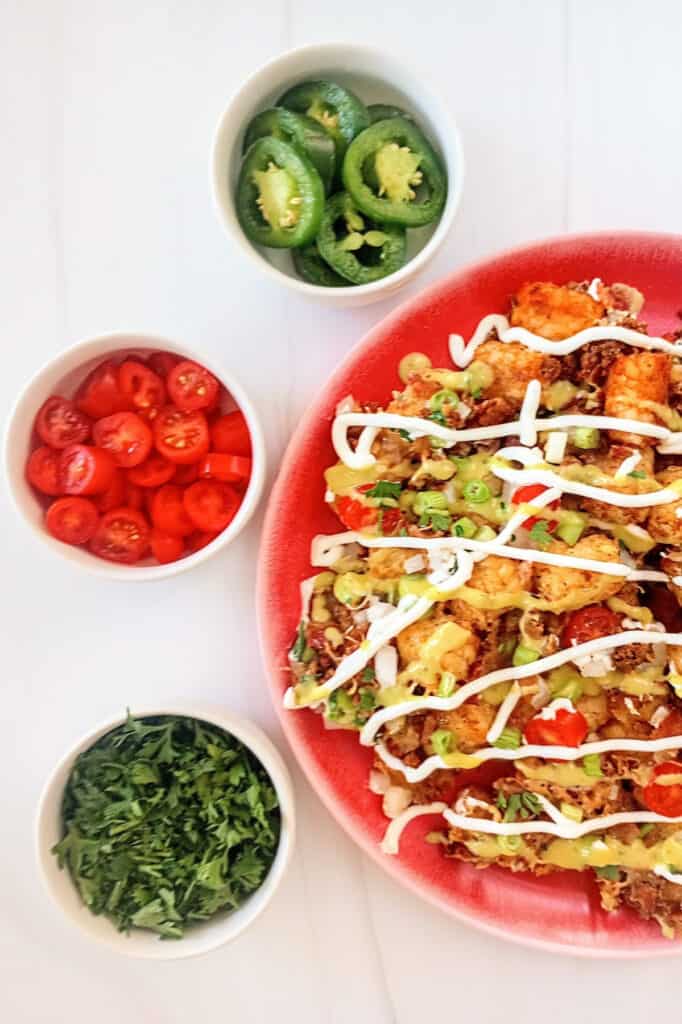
[36,705,295,959]
[3,331,266,580]
[211,42,464,308]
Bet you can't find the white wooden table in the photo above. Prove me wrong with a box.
[3,2,682,1020]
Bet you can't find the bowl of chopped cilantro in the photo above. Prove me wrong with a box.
[36,707,294,957]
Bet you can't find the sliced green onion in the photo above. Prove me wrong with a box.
[512,644,540,667]
[430,728,455,757]
[572,427,600,449]
[595,865,619,880]
[582,753,603,778]
[493,727,522,750]
[497,834,523,854]
[462,480,491,504]
[639,823,654,838]
[451,516,477,538]
[474,525,496,542]
[429,388,459,413]
[438,672,457,697]
[413,490,449,516]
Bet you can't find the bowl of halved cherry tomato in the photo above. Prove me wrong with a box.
[5,332,265,578]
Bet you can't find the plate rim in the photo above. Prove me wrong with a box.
[257,229,682,957]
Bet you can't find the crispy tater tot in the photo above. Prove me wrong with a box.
[368,547,419,579]
[648,467,682,545]
[468,554,532,597]
[510,282,604,341]
[533,534,624,606]
[604,351,671,446]
[397,614,479,682]
[580,445,656,525]
[474,340,552,406]
[438,702,496,752]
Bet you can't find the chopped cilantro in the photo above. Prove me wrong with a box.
[398,429,412,441]
[628,470,647,479]
[419,511,451,532]
[366,480,402,501]
[52,714,280,939]
[428,409,447,427]
[361,665,376,683]
[290,622,307,661]
[529,520,554,548]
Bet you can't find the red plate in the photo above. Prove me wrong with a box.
[257,231,682,956]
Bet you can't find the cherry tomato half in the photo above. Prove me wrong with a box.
[90,506,150,563]
[95,469,126,513]
[46,497,100,545]
[524,705,589,748]
[126,452,176,487]
[35,396,91,450]
[26,446,62,495]
[150,528,185,564]
[643,761,682,818]
[167,360,219,413]
[118,360,166,420]
[153,406,209,465]
[59,444,116,495]
[183,480,240,532]
[198,452,251,483]
[147,351,181,379]
[93,411,153,468]
[185,530,219,554]
[561,605,621,648]
[75,360,129,419]
[210,411,251,456]
[150,484,194,537]
[511,483,560,529]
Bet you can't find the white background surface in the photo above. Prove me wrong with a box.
[3,2,682,1021]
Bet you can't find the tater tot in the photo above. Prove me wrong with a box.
[648,467,682,545]
[533,534,624,607]
[510,282,604,341]
[604,351,671,446]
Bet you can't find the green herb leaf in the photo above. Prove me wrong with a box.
[595,865,620,881]
[366,480,402,501]
[529,520,554,548]
[628,470,647,479]
[52,714,280,940]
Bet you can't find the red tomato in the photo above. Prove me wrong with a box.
[167,360,219,413]
[75,360,129,419]
[45,497,99,545]
[561,605,621,648]
[198,452,251,483]
[35,396,90,449]
[524,705,589,748]
[183,480,240,532]
[95,469,126,513]
[153,406,209,465]
[93,411,153,468]
[335,483,378,531]
[210,411,251,456]
[643,761,682,818]
[118,360,166,420]
[127,452,176,487]
[124,480,146,511]
[150,484,194,537]
[26,446,61,495]
[90,506,150,563]
[147,351,181,378]
[380,508,405,536]
[185,530,219,554]
[511,483,560,529]
[150,529,185,564]
[173,462,199,485]
[59,444,116,495]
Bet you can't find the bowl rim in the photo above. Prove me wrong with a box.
[3,329,267,580]
[35,703,296,959]
[210,40,464,300]
[257,227,682,958]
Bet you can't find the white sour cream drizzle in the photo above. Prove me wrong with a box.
[448,317,682,367]
[375,734,682,784]
[485,682,522,744]
[360,632,682,745]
